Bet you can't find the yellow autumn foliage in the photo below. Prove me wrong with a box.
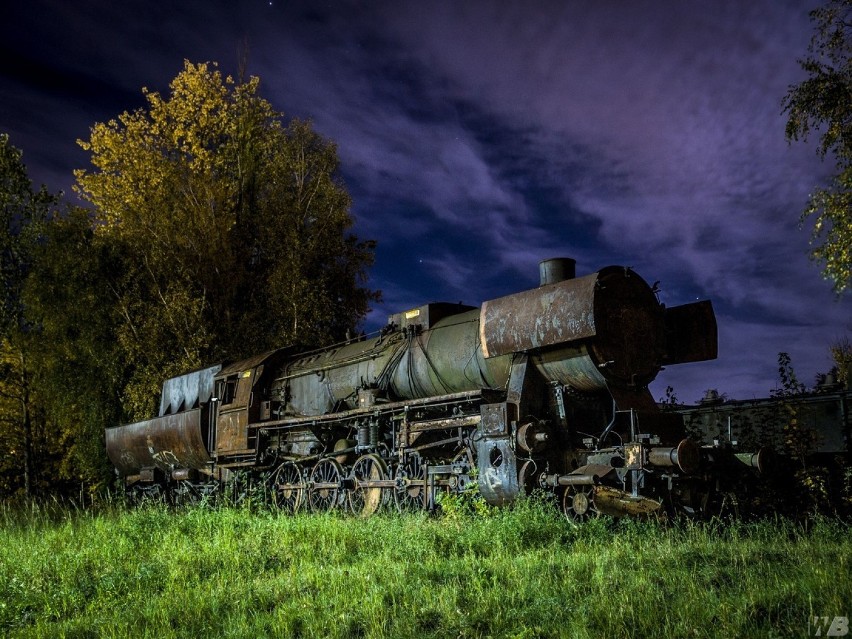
[72,60,377,422]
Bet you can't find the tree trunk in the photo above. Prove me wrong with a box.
[19,350,32,497]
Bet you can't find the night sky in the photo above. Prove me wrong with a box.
[2,0,850,404]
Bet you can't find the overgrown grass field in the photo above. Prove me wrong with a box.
[0,499,849,638]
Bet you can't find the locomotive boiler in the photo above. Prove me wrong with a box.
[106,258,764,519]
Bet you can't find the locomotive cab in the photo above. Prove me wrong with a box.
[211,350,290,466]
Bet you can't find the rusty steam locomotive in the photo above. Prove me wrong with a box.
[106,258,767,519]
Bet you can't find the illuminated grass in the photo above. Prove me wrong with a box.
[0,500,849,638]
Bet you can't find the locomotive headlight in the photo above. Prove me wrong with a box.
[624,442,643,469]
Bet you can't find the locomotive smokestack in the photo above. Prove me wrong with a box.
[539,258,576,286]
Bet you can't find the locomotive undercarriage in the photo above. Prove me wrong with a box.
[122,385,756,521]
[259,390,488,516]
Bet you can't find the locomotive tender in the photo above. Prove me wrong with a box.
[106,258,764,519]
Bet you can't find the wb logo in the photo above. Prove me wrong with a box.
[811,616,849,637]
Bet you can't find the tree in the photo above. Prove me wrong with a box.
[783,0,852,295]
[22,207,123,491]
[0,133,56,496]
[829,336,852,387]
[74,61,378,420]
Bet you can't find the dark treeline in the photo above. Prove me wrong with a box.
[0,61,379,500]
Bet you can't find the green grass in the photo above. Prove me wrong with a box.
[0,499,849,638]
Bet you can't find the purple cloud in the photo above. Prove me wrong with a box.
[2,0,849,404]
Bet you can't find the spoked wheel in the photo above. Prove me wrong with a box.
[273,462,305,513]
[172,481,199,507]
[223,472,256,507]
[701,488,741,521]
[394,454,427,512]
[128,483,166,507]
[308,458,344,512]
[452,445,475,470]
[194,482,220,506]
[450,445,476,493]
[562,485,600,522]
[349,454,389,517]
[518,459,540,497]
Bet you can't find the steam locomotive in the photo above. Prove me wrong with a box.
[106,258,767,519]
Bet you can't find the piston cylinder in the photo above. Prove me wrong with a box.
[734,448,773,474]
[648,439,700,474]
